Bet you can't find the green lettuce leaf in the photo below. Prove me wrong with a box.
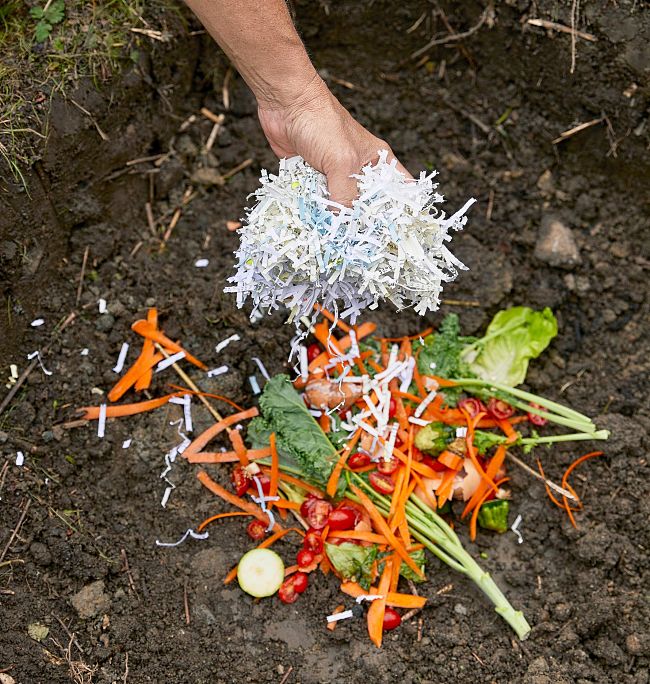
[414,313,464,379]
[248,375,340,491]
[399,548,426,583]
[325,542,378,590]
[462,307,558,386]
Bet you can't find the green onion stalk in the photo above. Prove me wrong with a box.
[345,472,532,641]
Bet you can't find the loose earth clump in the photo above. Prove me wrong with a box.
[1,1,649,683]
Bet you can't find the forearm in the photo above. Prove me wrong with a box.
[184,0,320,108]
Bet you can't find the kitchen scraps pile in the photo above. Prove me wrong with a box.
[225,151,475,322]
[76,305,609,647]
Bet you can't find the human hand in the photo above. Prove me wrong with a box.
[258,76,412,206]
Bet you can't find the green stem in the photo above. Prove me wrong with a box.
[453,377,593,424]
[347,473,531,640]
[519,429,609,445]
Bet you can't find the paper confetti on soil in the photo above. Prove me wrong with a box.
[226,151,474,323]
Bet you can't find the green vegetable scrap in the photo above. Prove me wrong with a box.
[325,542,378,590]
[414,422,455,454]
[477,500,510,534]
[398,548,426,583]
[461,306,558,387]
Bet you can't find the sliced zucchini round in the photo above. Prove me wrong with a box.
[237,548,285,598]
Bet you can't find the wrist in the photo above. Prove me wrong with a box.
[254,67,326,112]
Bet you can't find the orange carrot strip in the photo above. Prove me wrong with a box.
[314,304,352,333]
[228,428,249,466]
[394,390,422,404]
[268,433,280,508]
[223,527,304,584]
[319,413,331,433]
[462,444,507,519]
[185,447,272,464]
[312,321,342,355]
[108,351,164,402]
[412,362,427,399]
[563,451,604,483]
[275,471,325,498]
[167,384,245,412]
[196,470,281,530]
[367,557,392,647]
[389,552,401,593]
[131,319,207,370]
[320,553,332,575]
[326,428,361,498]
[272,499,301,510]
[367,358,384,374]
[349,484,424,579]
[184,407,259,456]
[134,308,158,392]
[536,459,566,510]
[427,374,459,388]
[79,393,181,419]
[196,511,251,532]
[393,447,439,479]
[463,409,498,494]
[437,450,464,470]
[340,582,427,609]
[469,477,509,541]
[327,531,389,544]
[497,418,519,444]
[388,467,406,523]
[381,328,433,342]
[436,468,457,507]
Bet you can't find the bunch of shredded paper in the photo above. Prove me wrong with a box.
[226,151,475,323]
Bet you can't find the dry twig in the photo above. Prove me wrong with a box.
[552,117,604,144]
[412,7,489,59]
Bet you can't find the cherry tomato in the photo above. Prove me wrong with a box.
[299,493,321,519]
[377,456,399,475]
[303,530,323,554]
[328,507,357,531]
[231,467,251,497]
[246,519,267,541]
[369,471,395,495]
[296,549,315,568]
[458,397,487,418]
[382,607,402,631]
[527,403,548,426]
[348,451,371,469]
[278,573,308,603]
[488,398,515,420]
[388,397,397,418]
[255,473,271,496]
[307,343,321,363]
[305,499,332,530]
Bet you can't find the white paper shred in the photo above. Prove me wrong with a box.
[80,348,89,356]
[194,258,209,268]
[299,345,309,381]
[226,151,474,323]
[15,451,24,467]
[249,375,261,395]
[414,389,438,418]
[251,475,279,531]
[112,342,129,374]
[122,439,132,449]
[160,486,173,508]
[155,528,209,547]
[97,403,107,438]
[408,416,431,427]
[355,594,384,604]
[326,610,354,624]
[98,298,107,314]
[207,365,228,378]
[251,357,271,381]
[155,351,186,372]
[27,351,52,376]
[10,364,18,379]
[456,427,468,438]
[30,318,44,327]
[215,334,240,353]
[511,514,524,544]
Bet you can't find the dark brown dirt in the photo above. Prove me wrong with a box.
[1,1,649,682]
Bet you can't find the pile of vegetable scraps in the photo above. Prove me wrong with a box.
[77,305,609,647]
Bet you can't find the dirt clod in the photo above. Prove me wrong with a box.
[70,580,111,619]
[534,216,581,268]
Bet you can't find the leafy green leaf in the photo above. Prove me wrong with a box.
[325,542,378,590]
[399,548,426,583]
[462,307,558,386]
[34,20,52,43]
[250,375,341,491]
[44,0,65,25]
[473,430,507,454]
[29,7,44,19]
[415,314,463,379]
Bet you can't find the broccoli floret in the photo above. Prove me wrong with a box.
[477,499,510,534]
[414,422,454,455]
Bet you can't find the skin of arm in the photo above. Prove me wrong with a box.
[185,0,410,204]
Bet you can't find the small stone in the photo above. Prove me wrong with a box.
[190,167,225,186]
[552,602,572,621]
[0,674,16,684]
[626,633,650,656]
[41,430,55,443]
[95,314,115,333]
[536,169,554,195]
[71,580,110,619]
[30,541,52,566]
[27,622,49,642]
[453,603,468,616]
[534,216,581,268]
[610,242,629,258]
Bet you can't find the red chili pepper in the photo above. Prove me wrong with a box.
[487,397,515,420]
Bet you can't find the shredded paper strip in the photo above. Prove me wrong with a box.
[226,151,474,323]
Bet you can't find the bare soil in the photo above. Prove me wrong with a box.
[1,1,649,683]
